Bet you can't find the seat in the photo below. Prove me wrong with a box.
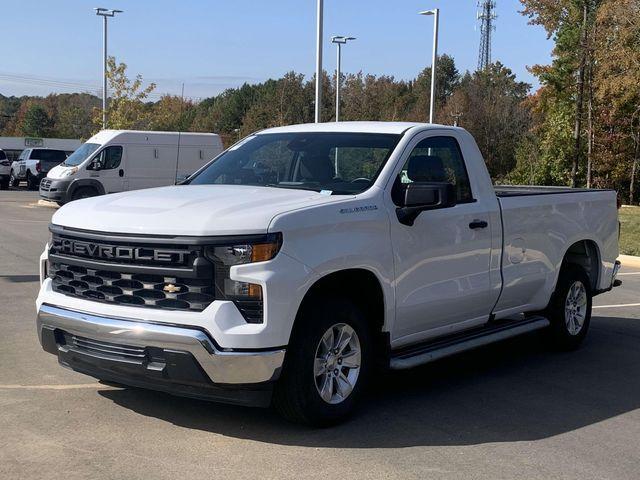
[298,154,334,182]
[407,155,447,183]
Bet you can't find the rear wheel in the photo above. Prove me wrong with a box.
[70,186,98,202]
[9,170,19,187]
[26,172,39,190]
[273,296,372,426]
[544,265,592,350]
[0,177,8,190]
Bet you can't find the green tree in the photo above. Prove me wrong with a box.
[21,104,51,137]
[95,56,156,130]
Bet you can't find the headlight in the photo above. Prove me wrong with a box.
[61,167,78,177]
[205,233,282,323]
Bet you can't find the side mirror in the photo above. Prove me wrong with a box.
[396,182,456,226]
[88,160,102,171]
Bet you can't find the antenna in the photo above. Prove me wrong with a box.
[477,1,497,71]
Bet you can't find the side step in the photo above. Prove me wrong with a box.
[389,316,550,370]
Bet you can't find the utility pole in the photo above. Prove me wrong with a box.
[95,7,123,129]
[315,0,324,123]
[477,1,496,71]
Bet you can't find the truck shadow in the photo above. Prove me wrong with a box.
[99,314,640,448]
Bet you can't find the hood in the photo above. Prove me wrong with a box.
[47,164,76,180]
[52,185,348,236]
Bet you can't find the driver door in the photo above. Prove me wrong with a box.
[90,145,125,193]
[387,132,497,346]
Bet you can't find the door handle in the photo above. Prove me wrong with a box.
[119,169,124,177]
[469,220,488,230]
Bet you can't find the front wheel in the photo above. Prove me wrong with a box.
[70,187,98,202]
[273,296,372,426]
[545,265,592,350]
[26,172,39,190]
[9,171,19,187]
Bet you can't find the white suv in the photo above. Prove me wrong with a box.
[0,149,10,189]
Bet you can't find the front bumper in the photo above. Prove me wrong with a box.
[37,304,286,406]
[39,177,71,202]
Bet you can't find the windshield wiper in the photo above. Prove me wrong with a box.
[265,184,322,192]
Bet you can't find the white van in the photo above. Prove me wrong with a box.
[39,130,223,204]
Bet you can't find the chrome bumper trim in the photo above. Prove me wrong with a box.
[37,304,285,384]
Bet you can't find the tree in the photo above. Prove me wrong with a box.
[441,63,531,179]
[520,0,602,187]
[21,104,51,137]
[94,56,156,130]
[593,0,640,203]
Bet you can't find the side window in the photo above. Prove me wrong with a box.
[398,136,473,203]
[18,150,29,161]
[99,146,123,170]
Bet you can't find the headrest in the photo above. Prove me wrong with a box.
[407,155,447,183]
[299,154,334,182]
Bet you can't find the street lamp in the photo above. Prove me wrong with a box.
[314,0,323,123]
[331,36,356,122]
[419,8,439,124]
[95,7,123,129]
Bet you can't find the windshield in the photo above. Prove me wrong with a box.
[188,132,402,194]
[63,143,100,167]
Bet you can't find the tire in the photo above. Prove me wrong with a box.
[9,170,19,188]
[273,296,372,426]
[0,177,8,190]
[26,172,39,190]
[70,186,98,202]
[544,265,592,351]
[56,201,65,207]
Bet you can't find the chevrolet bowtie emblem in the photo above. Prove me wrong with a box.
[163,284,181,293]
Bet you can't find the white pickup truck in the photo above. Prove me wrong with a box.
[10,148,68,190]
[36,122,621,425]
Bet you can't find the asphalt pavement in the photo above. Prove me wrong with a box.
[1,190,639,480]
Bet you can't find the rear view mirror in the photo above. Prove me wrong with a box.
[396,182,456,226]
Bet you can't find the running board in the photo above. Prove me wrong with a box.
[389,316,550,370]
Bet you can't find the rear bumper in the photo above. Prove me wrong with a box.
[37,304,286,406]
[39,177,71,202]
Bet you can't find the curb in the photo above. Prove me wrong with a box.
[618,255,640,269]
[36,199,59,209]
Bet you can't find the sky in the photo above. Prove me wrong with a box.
[0,0,553,101]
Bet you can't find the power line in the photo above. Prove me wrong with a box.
[0,72,203,102]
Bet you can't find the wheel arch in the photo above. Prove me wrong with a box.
[290,268,389,359]
[67,178,105,199]
[559,239,601,292]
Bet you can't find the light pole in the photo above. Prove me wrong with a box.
[331,36,356,122]
[419,8,439,124]
[95,7,123,129]
[314,0,324,123]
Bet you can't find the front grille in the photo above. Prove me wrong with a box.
[40,178,52,191]
[62,332,146,362]
[47,228,264,322]
[50,262,214,311]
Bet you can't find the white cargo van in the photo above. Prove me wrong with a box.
[39,130,223,204]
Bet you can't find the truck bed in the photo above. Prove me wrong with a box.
[494,185,614,197]
[491,186,619,318]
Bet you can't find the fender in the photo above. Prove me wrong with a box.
[67,178,106,200]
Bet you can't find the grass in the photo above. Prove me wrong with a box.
[619,206,640,256]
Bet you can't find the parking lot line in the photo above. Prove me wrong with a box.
[617,272,640,276]
[593,303,640,309]
[0,383,114,390]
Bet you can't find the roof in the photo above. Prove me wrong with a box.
[258,121,457,135]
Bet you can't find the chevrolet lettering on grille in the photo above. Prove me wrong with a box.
[51,238,190,264]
